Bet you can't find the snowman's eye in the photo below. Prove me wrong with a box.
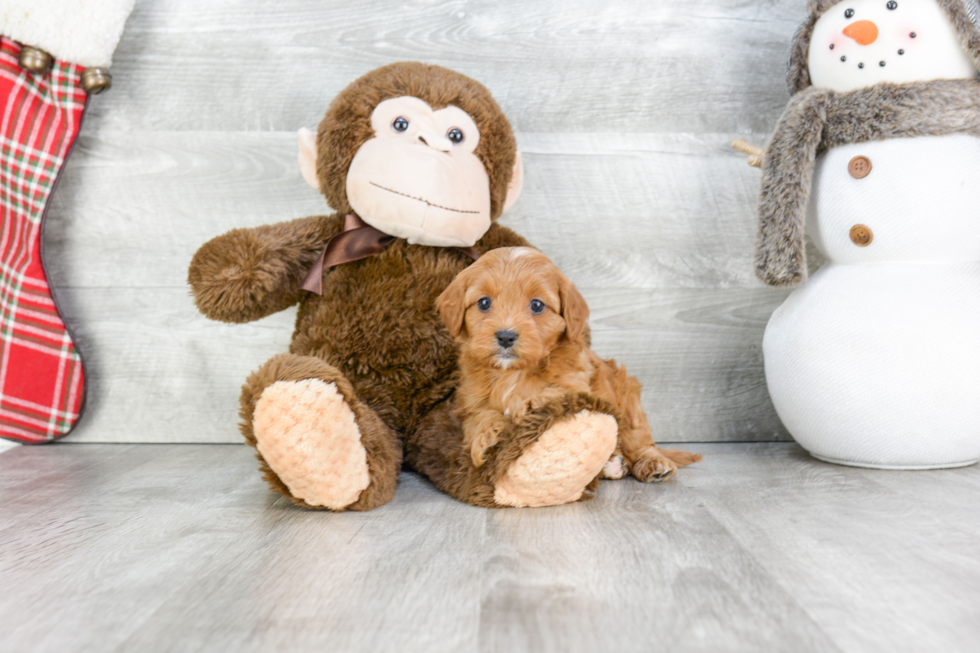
[845,8,855,18]
[886,1,897,9]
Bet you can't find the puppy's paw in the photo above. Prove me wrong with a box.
[630,449,679,483]
[470,428,502,467]
[600,453,628,480]
[465,412,510,467]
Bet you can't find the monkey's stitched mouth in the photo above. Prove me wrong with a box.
[369,182,479,215]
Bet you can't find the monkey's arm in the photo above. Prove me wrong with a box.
[188,213,343,323]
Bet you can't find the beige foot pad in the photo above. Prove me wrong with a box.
[494,410,618,508]
[253,379,369,510]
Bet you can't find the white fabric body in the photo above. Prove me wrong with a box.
[0,0,135,67]
[807,134,980,264]
[808,0,978,93]
[765,134,980,468]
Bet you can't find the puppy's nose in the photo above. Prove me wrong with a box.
[496,330,519,349]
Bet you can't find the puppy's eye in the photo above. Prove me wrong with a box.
[447,128,464,144]
[477,297,492,312]
[392,117,409,133]
[530,299,546,315]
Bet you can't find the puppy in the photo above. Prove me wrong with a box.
[437,247,700,482]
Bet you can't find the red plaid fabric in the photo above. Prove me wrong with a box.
[0,37,86,443]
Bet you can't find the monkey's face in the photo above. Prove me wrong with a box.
[345,96,492,248]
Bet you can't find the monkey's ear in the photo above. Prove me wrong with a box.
[502,151,523,212]
[557,271,589,343]
[298,127,320,190]
[436,268,472,338]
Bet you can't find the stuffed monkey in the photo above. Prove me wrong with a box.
[188,63,619,509]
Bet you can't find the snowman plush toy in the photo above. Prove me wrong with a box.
[753,0,980,468]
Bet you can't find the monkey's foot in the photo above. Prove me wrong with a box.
[494,410,618,507]
[252,379,370,510]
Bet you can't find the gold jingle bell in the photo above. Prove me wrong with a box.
[81,68,112,94]
[19,46,53,74]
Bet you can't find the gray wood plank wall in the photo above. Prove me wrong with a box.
[46,0,811,443]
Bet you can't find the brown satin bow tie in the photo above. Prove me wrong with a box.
[300,214,480,295]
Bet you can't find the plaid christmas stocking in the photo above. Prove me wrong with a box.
[0,37,87,442]
[0,2,133,443]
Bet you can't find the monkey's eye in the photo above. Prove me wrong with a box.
[886,1,897,8]
[530,299,546,315]
[844,8,854,17]
[447,128,464,144]
[477,297,492,312]
[392,117,409,133]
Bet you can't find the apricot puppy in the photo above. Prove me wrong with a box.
[437,247,700,482]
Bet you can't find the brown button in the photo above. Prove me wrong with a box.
[848,155,872,179]
[850,224,873,247]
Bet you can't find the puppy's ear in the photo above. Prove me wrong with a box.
[558,272,589,342]
[437,267,473,338]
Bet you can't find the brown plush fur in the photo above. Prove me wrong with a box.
[437,248,701,482]
[405,391,616,508]
[189,63,544,510]
[757,79,980,286]
[787,0,980,94]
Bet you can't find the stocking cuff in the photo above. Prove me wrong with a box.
[0,0,135,68]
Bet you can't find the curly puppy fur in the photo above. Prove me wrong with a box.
[787,0,980,94]
[189,63,534,510]
[757,79,980,287]
[437,247,700,482]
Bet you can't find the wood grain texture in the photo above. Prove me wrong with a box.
[45,131,772,290]
[38,0,810,443]
[85,0,799,134]
[2,443,978,652]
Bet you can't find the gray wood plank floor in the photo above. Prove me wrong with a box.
[40,0,817,443]
[1,443,977,653]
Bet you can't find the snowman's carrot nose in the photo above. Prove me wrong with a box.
[843,20,879,45]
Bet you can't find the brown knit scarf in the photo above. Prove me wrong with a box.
[756,78,980,287]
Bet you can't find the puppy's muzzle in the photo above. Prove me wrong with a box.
[495,330,518,349]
